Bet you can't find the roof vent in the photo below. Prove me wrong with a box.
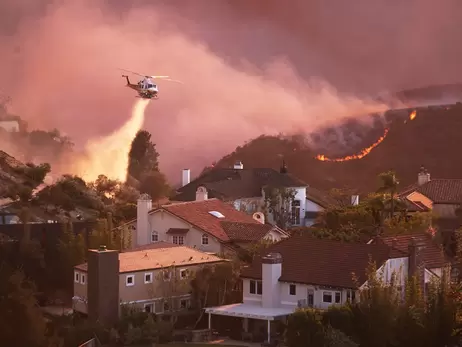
[98,245,107,252]
[209,211,225,218]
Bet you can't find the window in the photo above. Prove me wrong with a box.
[173,236,185,245]
[180,298,190,309]
[81,274,86,285]
[163,271,171,281]
[291,200,301,225]
[144,303,153,313]
[289,284,297,296]
[74,271,80,283]
[180,269,188,279]
[126,275,135,286]
[323,292,332,303]
[144,272,153,284]
[249,280,262,295]
[250,280,256,294]
[335,292,341,303]
[351,290,356,303]
[208,211,225,218]
[151,232,159,242]
[202,234,209,245]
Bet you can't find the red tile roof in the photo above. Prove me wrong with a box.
[400,179,462,204]
[161,199,277,242]
[240,233,394,289]
[376,233,448,269]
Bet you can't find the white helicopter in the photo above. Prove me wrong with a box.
[120,69,183,99]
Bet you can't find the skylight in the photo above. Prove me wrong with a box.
[208,211,225,218]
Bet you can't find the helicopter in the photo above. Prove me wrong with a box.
[120,69,183,99]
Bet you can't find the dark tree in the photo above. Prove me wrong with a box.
[128,130,160,181]
[0,263,47,347]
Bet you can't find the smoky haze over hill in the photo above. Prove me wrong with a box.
[0,0,461,181]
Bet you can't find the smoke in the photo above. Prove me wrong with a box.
[72,98,150,182]
[0,0,461,181]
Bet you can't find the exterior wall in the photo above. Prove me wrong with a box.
[233,197,264,214]
[293,187,307,226]
[0,120,19,132]
[242,278,354,311]
[432,204,459,218]
[406,191,433,209]
[130,210,223,254]
[73,269,88,313]
[376,257,409,286]
[304,200,324,226]
[73,263,215,315]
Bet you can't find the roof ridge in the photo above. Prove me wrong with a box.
[163,198,219,207]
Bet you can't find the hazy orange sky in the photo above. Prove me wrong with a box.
[0,0,461,181]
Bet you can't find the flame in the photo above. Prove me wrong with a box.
[409,110,417,120]
[315,128,390,162]
[73,98,150,182]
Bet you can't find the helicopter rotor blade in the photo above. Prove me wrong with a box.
[149,76,184,84]
[119,68,146,77]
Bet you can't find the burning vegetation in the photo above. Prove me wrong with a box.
[315,110,417,162]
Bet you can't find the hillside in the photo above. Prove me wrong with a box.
[214,102,462,193]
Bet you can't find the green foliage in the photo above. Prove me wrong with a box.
[286,309,325,347]
[263,185,297,229]
[128,130,160,181]
[127,130,170,202]
[0,263,47,347]
[324,326,358,347]
[37,174,104,211]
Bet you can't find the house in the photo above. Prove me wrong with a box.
[205,232,448,343]
[400,166,462,219]
[368,232,449,279]
[127,195,289,255]
[72,242,226,325]
[173,161,337,227]
[0,119,20,132]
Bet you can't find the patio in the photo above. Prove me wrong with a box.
[205,303,295,344]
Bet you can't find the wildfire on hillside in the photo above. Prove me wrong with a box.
[409,110,417,120]
[315,128,390,162]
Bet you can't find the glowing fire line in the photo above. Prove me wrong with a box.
[315,128,390,162]
[314,109,417,162]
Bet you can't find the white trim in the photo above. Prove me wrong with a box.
[205,303,294,320]
[126,274,135,287]
[144,272,153,284]
[243,296,262,302]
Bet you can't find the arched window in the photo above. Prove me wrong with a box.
[201,234,209,245]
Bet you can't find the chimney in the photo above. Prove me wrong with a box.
[408,237,425,294]
[136,194,152,247]
[196,186,208,201]
[417,166,430,186]
[351,195,359,206]
[252,212,265,224]
[87,245,120,326]
[280,160,288,174]
[182,169,190,187]
[391,237,398,249]
[233,161,244,170]
[261,252,282,308]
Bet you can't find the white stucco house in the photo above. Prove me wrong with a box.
[122,195,289,255]
[205,232,448,343]
[173,161,338,227]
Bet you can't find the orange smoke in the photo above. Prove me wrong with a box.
[315,128,390,162]
[409,109,417,120]
[71,98,150,182]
